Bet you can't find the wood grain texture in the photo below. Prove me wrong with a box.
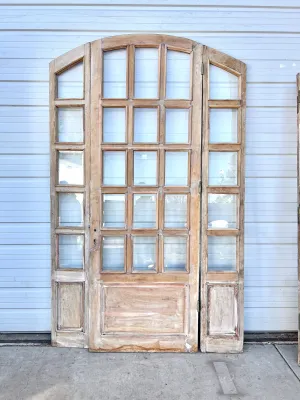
[297,73,300,366]
[57,283,84,330]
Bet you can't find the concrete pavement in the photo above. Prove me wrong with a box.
[0,344,299,400]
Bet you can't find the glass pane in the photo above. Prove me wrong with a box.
[102,194,125,228]
[208,194,237,229]
[165,195,187,228]
[103,108,126,143]
[165,152,188,186]
[58,235,84,269]
[209,152,237,186]
[134,108,158,143]
[57,108,83,143]
[58,193,84,227]
[135,48,158,98]
[103,49,126,98]
[102,236,125,272]
[133,194,156,228]
[133,236,156,272]
[208,236,236,271]
[58,151,83,185]
[165,109,189,143]
[210,65,239,100]
[103,151,126,185]
[164,236,187,272]
[57,62,83,99]
[210,109,238,143]
[134,151,157,186]
[166,50,190,99]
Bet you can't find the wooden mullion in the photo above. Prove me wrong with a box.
[55,144,85,151]
[55,99,85,106]
[208,144,240,152]
[208,100,241,108]
[207,229,239,237]
[56,228,85,235]
[128,45,135,99]
[206,272,238,282]
[164,100,191,108]
[159,44,166,100]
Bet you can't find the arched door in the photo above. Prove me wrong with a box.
[50,35,246,353]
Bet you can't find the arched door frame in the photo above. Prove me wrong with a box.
[50,34,246,353]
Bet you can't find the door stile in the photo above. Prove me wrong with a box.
[297,73,300,366]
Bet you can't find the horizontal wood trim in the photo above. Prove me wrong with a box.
[207,187,240,194]
[54,270,85,282]
[208,144,240,152]
[99,274,188,283]
[55,144,85,151]
[55,186,86,193]
[208,100,241,108]
[207,229,239,236]
[206,272,238,282]
[56,228,85,235]
[55,99,85,106]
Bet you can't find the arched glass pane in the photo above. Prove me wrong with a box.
[209,109,238,143]
[210,65,239,100]
[166,50,190,99]
[57,62,83,99]
[135,48,158,98]
[103,49,127,98]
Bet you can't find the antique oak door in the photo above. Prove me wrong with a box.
[50,34,245,352]
[88,36,202,351]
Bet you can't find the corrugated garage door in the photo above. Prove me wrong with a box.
[0,0,297,332]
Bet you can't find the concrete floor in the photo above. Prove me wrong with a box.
[0,344,299,400]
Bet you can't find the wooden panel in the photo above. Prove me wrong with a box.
[102,284,187,334]
[297,73,300,366]
[57,283,84,330]
[207,285,238,336]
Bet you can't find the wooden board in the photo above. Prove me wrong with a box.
[297,73,300,366]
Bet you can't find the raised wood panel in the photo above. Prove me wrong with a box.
[207,285,238,336]
[102,284,187,335]
[57,283,84,331]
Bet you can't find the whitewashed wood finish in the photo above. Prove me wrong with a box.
[297,73,300,365]
[0,2,298,334]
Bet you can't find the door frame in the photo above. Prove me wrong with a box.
[49,34,246,352]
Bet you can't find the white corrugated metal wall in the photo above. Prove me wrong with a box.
[0,0,298,332]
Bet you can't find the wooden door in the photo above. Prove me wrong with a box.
[50,35,246,353]
[89,35,202,352]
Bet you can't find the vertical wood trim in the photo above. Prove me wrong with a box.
[188,43,203,351]
[89,39,102,350]
[297,73,300,366]
[50,59,57,346]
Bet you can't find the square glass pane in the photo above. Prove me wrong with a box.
[134,151,157,186]
[209,152,237,186]
[210,65,239,100]
[58,151,83,185]
[165,109,189,143]
[102,236,125,272]
[208,194,237,229]
[133,194,156,228]
[164,236,187,272]
[57,108,83,143]
[133,236,156,272]
[165,151,188,186]
[103,49,126,98]
[102,194,125,228]
[165,194,187,228]
[57,62,83,99]
[58,235,84,269]
[166,50,190,99]
[103,108,126,143]
[103,151,126,185]
[208,236,236,271]
[135,48,158,98]
[134,108,158,143]
[58,193,84,227]
[210,109,238,143]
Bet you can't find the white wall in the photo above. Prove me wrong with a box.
[0,0,298,332]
